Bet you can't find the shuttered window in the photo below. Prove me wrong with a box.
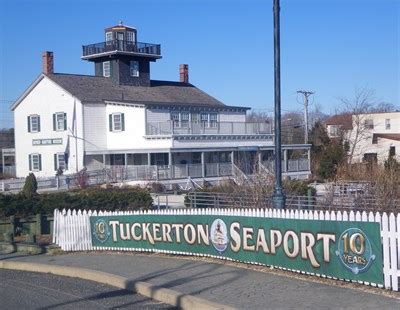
[53,112,67,131]
[54,153,67,171]
[29,154,42,171]
[109,113,125,132]
[28,115,40,133]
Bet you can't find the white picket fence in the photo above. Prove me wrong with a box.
[52,208,400,291]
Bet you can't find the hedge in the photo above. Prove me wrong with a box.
[0,187,153,217]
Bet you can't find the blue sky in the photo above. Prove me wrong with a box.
[0,0,399,128]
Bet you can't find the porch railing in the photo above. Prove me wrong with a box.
[146,121,273,136]
[263,158,310,173]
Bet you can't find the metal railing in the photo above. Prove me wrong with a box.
[146,121,273,136]
[82,40,161,57]
[185,191,400,212]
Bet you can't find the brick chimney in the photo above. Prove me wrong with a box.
[179,64,189,83]
[42,51,54,74]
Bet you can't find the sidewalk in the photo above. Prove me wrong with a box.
[1,252,398,309]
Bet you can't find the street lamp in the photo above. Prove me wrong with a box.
[272,0,286,209]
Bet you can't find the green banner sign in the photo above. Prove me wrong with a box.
[90,215,383,284]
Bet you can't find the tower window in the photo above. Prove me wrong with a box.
[127,31,135,43]
[130,61,139,77]
[105,32,113,45]
[103,61,111,77]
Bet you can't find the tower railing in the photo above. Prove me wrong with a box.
[82,40,161,57]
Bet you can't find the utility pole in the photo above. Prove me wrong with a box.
[297,90,314,144]
[272,0,285,210]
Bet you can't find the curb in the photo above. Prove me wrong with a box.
[0,261,236,310]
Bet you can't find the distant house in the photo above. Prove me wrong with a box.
[11,23,311,182]
[325,112,400,163]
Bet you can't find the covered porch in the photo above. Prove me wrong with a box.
[84,145,311,181]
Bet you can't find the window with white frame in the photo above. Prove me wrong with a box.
[181,112,190,128]
[112,113,122,131]
[54,112,66,131]
[209,113,218,128]
[28,115,40,133]
[200,113,208,127]
[29,154,41,171]
[56,153,66,171]
[191,113,200,123]
[103,61,111,77]
[130,61,139,77]
[329,125,340,137]
[364,119,374,130]
[105,32,113,44]
[171,112,180,127]
[385,119,391,130]
[126,31,135,42]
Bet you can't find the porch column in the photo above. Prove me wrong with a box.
[147,153,151,166]
[258,151,262,173]
[102,154,106,168]
[2,151,4,175]
[231,151,235,175]
[307,149,311,171]
[169,152,173,179]
[124,153,128,180]
[201,152,205,178]
[283,149,288,172]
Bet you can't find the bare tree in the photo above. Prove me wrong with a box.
[370,102,399,113]
[245,111,272,123]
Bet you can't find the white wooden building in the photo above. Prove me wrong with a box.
[326,112,400,164]
[12,23,311,182]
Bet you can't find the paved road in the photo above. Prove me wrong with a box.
[0,269,175,310]
[2,253,399,309]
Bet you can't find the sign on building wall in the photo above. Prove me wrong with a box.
[90,215,383,284]
[32,138,63,146]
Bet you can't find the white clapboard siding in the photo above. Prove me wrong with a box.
[52,208,399,292]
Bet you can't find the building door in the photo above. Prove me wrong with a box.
[117,32,124,50]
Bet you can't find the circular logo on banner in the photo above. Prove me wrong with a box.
[336,228,375,274]
[93,218,110,243]
[210,219,229,253]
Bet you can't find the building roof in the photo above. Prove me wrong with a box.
[325,114,353,130]
[372,133,400,144]
[44,73,247,110]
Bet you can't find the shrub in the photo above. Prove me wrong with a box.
[283,180,316,196]
[22,173,38,197]
[149,182,166,193]
[0,187,153,217]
